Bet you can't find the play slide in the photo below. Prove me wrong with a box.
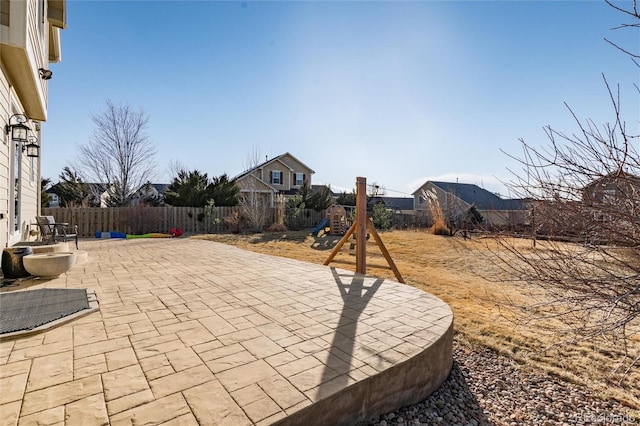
[95,228,183,239]
[95,231,126,239]
[311,218,329,237]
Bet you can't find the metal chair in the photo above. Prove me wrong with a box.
[35,216,78,249]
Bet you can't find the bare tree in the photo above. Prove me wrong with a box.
[238,147,271,232]
[74,100,156,206]
[494,2,640,379]
[604,0,640,62]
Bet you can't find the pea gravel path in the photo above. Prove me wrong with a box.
[370,338,639,426]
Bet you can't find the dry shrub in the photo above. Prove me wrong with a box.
[267,223,288,232]
[427,195,451,235]
[430,220,451,236]
[223,211,243,233]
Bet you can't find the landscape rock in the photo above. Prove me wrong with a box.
[368,339,637,425]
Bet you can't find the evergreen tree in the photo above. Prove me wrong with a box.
[41,178,51,208]
[163,169,212,207]
[336,190,356,206]
[308,185,333,211]
[55,167,94,207]
[210,174,240,207]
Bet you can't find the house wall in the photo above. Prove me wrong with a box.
[280,154,312,189]
[480,210,528,227]
[19,150,38,239]
[262,159,292,191]
[237,174,273,192]
[414,189,425,210]
[0,81,40,247]
[0,70,10,248]
[583,175,640,206]
[236,174,275,207]
[416,182,470,218]
[0,0,57,248]
[261,155,313,191]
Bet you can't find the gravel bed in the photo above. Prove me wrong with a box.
[369,339,638,426]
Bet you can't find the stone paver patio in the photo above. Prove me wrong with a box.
[0,238,452,425]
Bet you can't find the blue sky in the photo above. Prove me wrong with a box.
[44,0,639,197]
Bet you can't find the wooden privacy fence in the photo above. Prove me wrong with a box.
[42,206,329,238]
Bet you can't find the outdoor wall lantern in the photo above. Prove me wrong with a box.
[23,135,40,158]
[38,68,53,80]
[5,114,39,157]
[5,114,30,143]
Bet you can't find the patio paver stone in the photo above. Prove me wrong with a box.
[0,238,452,425]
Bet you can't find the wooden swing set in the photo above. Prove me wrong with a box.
[324,177,405,284]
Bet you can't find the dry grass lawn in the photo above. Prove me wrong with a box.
[192,229,639,409]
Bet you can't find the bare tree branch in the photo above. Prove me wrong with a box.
[603,0,640,58]
[493,3,640,381]
[74,100,156,206]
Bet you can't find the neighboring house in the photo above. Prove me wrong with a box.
[582,171,640,207]
[580,172,640,240]
[234,152,316,207]
[48,182,170,207]
[1,0,67,247]
[412,181,528,227]
[130,183,169,206]
[94,182,169,207]
[368,196,414,213]
[45,190,60,207]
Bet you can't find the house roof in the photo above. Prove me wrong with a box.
[312,185,339,197]
[234,152,315,181]
[368,196,414,211]
[583,171,640,191]
[149,184,170,194]
[416,181,527,210]
[280,185,338,197]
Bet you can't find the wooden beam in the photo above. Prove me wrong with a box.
[366,218,405,284]
[323,222,356,266]
[356,177,367,274]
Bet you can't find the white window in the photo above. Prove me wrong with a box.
[271,171,282,185]
[295,173,305,186]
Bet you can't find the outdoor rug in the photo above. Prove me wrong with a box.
[0,288,91,335]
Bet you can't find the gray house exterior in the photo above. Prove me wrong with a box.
[412,181,528,227]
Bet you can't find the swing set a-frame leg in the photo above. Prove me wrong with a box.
[323,222,357,266]
[366,218,405,283]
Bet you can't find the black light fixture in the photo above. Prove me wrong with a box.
[38,68,53,80]
[5,114,30,143]
[23,135,40,158]
[5,114,39,157]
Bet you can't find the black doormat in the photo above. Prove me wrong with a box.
[0,289,90,335]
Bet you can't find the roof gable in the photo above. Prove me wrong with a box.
[234,152,315,181]
[235,174,277,192]
[583,171,640,191]
[414,181,527,210]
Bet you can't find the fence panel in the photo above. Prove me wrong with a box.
[284,208,326,230]
[41,206,332,237]
[43,206,253,237]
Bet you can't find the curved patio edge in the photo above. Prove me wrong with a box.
[276,318,454,426]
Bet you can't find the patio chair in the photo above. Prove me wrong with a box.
[36,216,78,249]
